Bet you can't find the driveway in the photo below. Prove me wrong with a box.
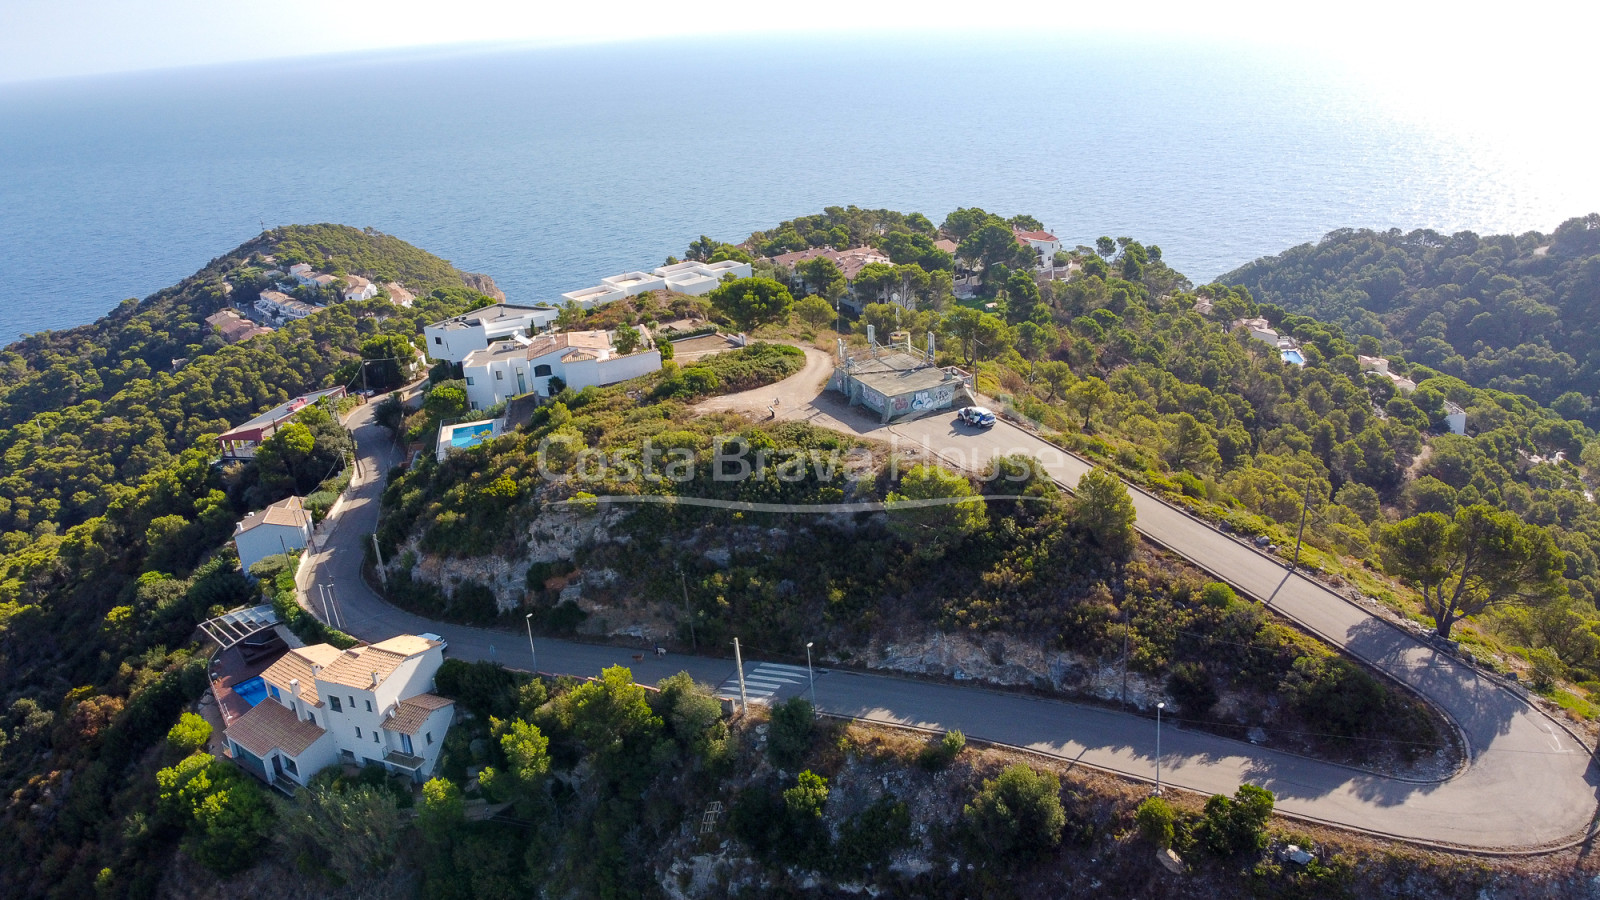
[301,365,1599,851]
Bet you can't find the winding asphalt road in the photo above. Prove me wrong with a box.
[305,358,1599,851]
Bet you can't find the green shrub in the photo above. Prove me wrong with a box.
[1168,662,1219,718]
[833,796,911,875]
[963,764,1066,863]
[767,697,815,769]
[1199,784,1274,857]
[165,712,212,757]
[918,728,966,770]
[1199,582,1238,609]
[1134,796,1176,848]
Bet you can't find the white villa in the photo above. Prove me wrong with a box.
[224,635,455,787]
[233,496,313,575]
[341,274,379,302]
[424,303,562,364]
[1444,400,1468,435]
[461,329,661,410]
[256,290,319,325]
[1359,355,1417,393]
[1232,316,1306,366]
[1013,227,1062,271]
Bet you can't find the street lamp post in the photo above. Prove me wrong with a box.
[805,641,816,710]
[524,613,537,673]
[1155,701,1166,795]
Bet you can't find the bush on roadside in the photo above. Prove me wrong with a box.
[1135,796,1176,848]
[767,697,815,769]
[963,764,1066,863]
[1199,784,1274,857]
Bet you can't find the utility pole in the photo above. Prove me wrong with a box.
[370,533,384,568]
[1291,477,1313,572]
[680,569,697,650]
[525,612,537,673]
[733,637,749,714]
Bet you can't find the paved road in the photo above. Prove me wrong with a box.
[305,365,1599,850]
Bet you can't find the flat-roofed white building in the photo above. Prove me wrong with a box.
[461,329,661,410]
[423,303,561,364]
[224,634,455,787]
[601,271,667,296]
[663,270,719,295]
[699,259,752,281]
[561,284,627,309]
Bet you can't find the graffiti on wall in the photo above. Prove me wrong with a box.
[888,383,954,414]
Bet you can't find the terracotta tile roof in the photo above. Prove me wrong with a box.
[385,693,454,735]
[237,496,310,534]
[1013,228,1059,243]
[523,330,613,360]
[226,696,327,757]
[933,238,958,254]
[318,645,411,690]
[768,246,890,281]
[259,644,341,706]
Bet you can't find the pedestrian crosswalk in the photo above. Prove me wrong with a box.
[716,662,813,705]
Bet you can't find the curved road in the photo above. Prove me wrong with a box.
[308,361,1598,851]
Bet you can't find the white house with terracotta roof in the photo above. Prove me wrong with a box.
[424,303,562,364]
[287,263,314,282]
[233,496,313,575]
[224,634,454,787]
[461,329,661,410]
[341,274,379,302]
[1013,227,1061,270]
[256,290,319,325]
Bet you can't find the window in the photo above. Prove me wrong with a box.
[426,732,433,745]
[433,336,441,345]
[402,733,414,754]
[374,732,380,743]
[284,757,298,775]
[494,370,503,380]
[269,685,280,701]
[465,376,475,385]
[534,364,552,377]
[349,696,355,709]
[355,726,362,739]
[366,699,373,712]
[330,696,342,713]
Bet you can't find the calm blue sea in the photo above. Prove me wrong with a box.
[0,34,1593,339]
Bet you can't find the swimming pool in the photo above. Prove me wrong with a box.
[449,422,496,448]
[1280,349,1306,366]
[233,676,268,707]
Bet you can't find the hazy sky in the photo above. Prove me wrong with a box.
[2,0,1593,86]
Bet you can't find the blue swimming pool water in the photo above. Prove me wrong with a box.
[450,423,495,448]
[1280,349,1306,366]
[233,676,267,707]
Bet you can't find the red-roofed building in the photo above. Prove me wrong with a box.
[1013,227,1061,271]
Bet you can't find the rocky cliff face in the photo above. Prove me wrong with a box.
[460,271,506,302]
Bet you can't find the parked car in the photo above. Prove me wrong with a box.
[420,632,448,652]
[957,405,996,427]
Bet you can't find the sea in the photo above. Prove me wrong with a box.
[1,34,1595,340]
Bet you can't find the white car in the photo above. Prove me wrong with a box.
[957,406,996,428]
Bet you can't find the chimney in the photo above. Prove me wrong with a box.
[311,664,322,676]
[371,670,380,688]
[289,678,300,696]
